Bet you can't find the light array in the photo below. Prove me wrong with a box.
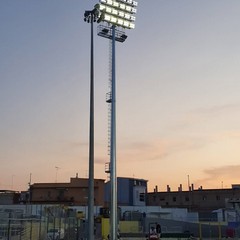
[99,0,137,29]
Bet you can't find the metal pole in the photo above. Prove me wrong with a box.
[7,218,10,240]
[30,220,33,240]
[38,205,42,240]
[88,12,95,240]
[110,25,117,240]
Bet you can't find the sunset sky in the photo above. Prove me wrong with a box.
[1,0,240,192]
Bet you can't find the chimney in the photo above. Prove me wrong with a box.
[178,184,182,192]
[191,183,194,191]
[76,173,78,178]
[167,185,171,192]
[155,185,158,192]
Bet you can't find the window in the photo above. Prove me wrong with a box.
[216,195,220,200]
[185,196,189,202]
[47,191,51,198]
[139,193,145,202]
[58,189,65,200]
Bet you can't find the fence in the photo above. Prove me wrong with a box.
[1,205,240,240]
[142,217,239,239]
[0,205,85,240]
[0,217,86,240]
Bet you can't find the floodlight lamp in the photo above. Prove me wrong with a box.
[123,21,129,27]
[130,15,135,21]
[126,5,131,11]
[125,13,130,19]
[111,16,117,23]
[112,9,118,15]
[102,28,109,33]
[118,19,124,25]
[106,7,112,13]
[132,1,138,7]
[121,34,127,40]
[113,1,119,7]
[131,8,137,13]
[119,11,124,17]
[104,14,111,21]
[119,4,125,10]
[129,22,135,29]
[84,11,90,17]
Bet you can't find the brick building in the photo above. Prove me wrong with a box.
[30,177,105,206]
[147,184,240,219]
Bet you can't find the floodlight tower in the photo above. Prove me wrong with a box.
[84,7,99,240]
[97,1,138,239]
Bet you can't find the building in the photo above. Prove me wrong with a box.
[0,190,20,204]
[30,176,105,206]
[147,184,240,220]
[105,177,148,206]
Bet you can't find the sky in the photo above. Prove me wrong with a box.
[1,0,240,192]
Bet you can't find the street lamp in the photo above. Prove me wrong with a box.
[97,1,138,239]
[84,6,99,240]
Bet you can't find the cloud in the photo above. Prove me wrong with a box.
[190,103,240,116]
[194,165,240,189]
[67,141,88,148]
[172,102,240,130]
[118,137,206,163]
[118,140,168,162]
[204,165,240,178]
[215,130,240,139]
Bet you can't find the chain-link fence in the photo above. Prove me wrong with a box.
[0,218,85,240]
[1,205,240,240]
[0,205,88,240]
[119,215,240,239]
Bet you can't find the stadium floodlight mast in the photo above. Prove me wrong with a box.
[83,6,99,240]
[97,0,138,239]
